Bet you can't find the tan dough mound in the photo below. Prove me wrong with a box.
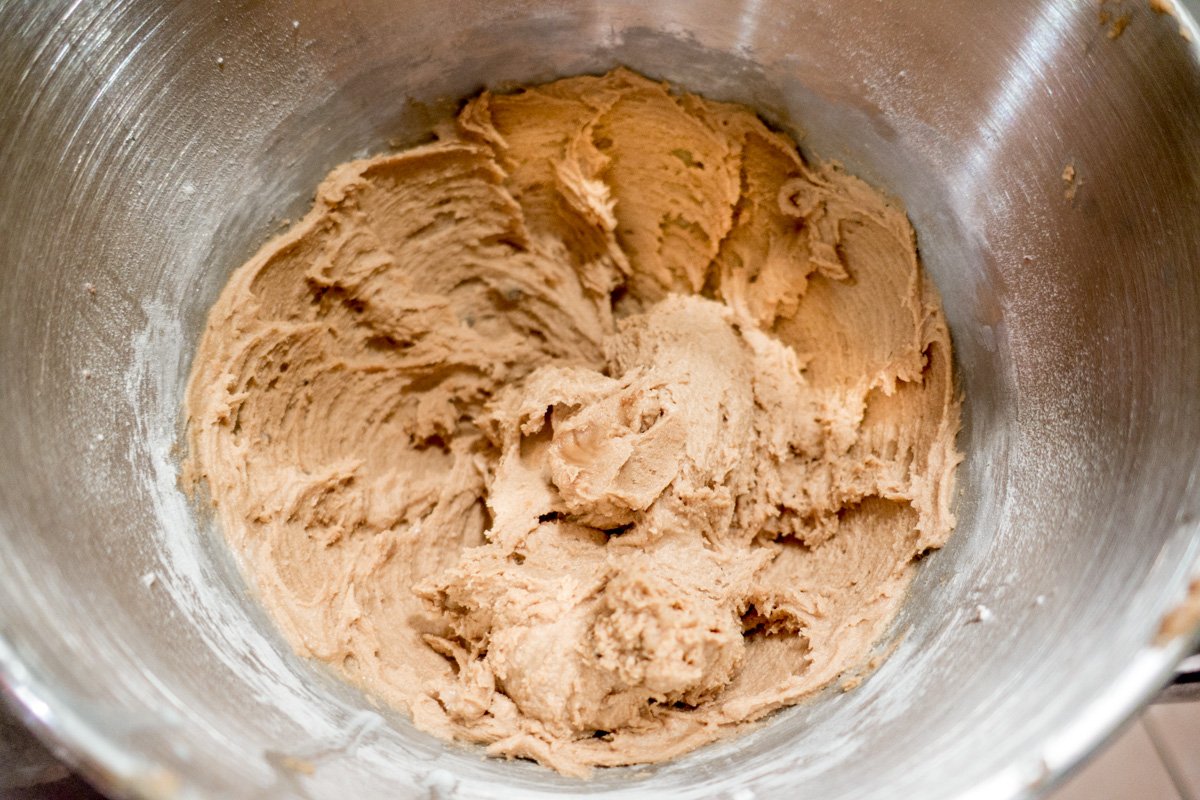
[185,68,962,777]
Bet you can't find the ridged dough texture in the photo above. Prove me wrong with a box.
[185,68,962,776]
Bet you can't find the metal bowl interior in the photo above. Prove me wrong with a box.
[2,1,1200,799]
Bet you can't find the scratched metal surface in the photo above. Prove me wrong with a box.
[1,1,1199,798]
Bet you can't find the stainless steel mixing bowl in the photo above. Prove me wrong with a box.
[2,1,1200,798]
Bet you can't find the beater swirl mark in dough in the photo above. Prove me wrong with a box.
[185,68,962,776]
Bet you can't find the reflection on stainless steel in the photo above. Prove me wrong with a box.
[1,1,1199,799]
[956,1,1073,188]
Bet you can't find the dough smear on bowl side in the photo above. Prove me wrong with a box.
[184,67,962,777]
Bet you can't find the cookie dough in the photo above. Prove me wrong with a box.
[185,68,962,776]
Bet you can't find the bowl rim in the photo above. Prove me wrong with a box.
[2,0,1200,794]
